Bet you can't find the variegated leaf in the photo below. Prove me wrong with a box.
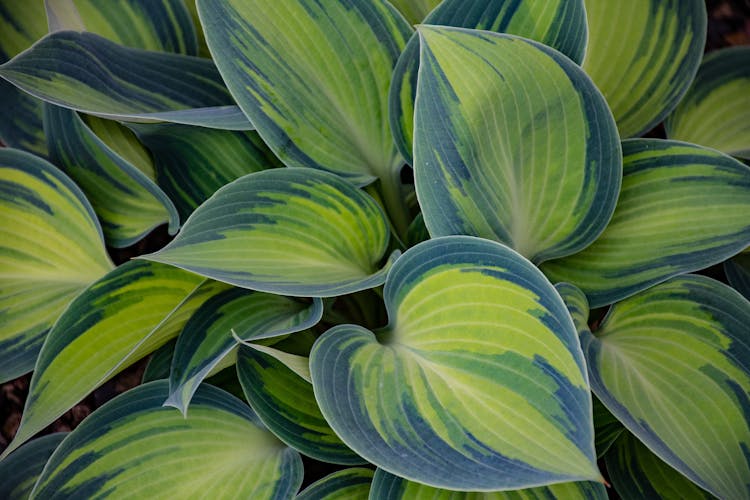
[0,148,113,383]
[387,0,441,24]
[666,46,750,159]
[0,433,67,500]
[559,277,750,499]
[390,0,587,164]
[542,139,750,307]
[143,168,395,297]
[311,236,600,490]
[582,0,706,138]
[296,468,374,500]
[30,381,303,499]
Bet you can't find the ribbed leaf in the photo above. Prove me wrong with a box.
[388,0,440,24]
[143,339,176,383]
[0,148,113,383]
[1,260,213,458]
[30,381,303,499]
[143,168,394,297]
[44,105,179,247]
[592,396,624,459]
[368,469,608,499]
[0,31,243,128]
[197,0,412,185]
[166,288,323,414]
[582,0,706,138]
[563,276,750,499]
[725,253,750,301]
[666,46,750,159]
[181,0,210,58]
[311,236,599,490]
[390,0,587,164]
[542,139,750,307]
[0,433,67,500]
[131,123,281,220]
[605,432,714,500]
[296,468,374,500]
[414,26,620,263]
[83,114,155,179]
[237,345,363,465]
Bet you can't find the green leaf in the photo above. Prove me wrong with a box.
[605,432,714,500]
[542,139,750,307]
[196,0,412,186]
[666,46,750,159]
[724,253,750,301]
[130,123,281,220]
[0,148,113,383]
[296,468,373,500]
[1,260,212,458]
[414,26,621,263]
[237,345,364,465]
[368,468,608,499]
[0,31,242,128]
[592,396,624,459]
[0,433,67,500]
[143,339,176,383]
[390,0,588,165]
[44,105,179,247]
[30,381,303,499]
[310,236,600,490]
[581,0,706,138]
[166,288,323,414]
[387,0,441,24]
[143,168,395,297]
[567,275,750,499]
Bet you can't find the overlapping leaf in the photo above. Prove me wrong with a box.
[666,46,750,159]
[144,168,394,297]
[296,468,373,500]
[0,261,218,457]
[131,123,281,220]
[560,277,750,499]
[237,345,363,465]
[582,0,706,137]
[388,0,441,24]
[0,433,66,500]
[725,253,750,301]
[543,139,750,307]
[0,148,113,383]
[413,26,621,263]
[44,105,179,246]
[369,469,607,499]
[30,381,303,499]
[166,288,323,414]
[390,0,588,164]
[311,236,599,490]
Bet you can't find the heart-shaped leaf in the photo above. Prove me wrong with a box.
[311,236,600,490]
[29,381,303,500]
[296,468,373,500]
[390,0,588,165]
[542,139,750,307]
[414,26,621,263]
[666,46,750,159]
[559,277,750,499]
[0,148,113,383]
[143,168,395,297]
[581,0,706,138]
[0,433,67,500]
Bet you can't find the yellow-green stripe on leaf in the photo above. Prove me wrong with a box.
[310,236,600,491]
[30,381,303,500]
[582,0,706,138]
[605,431,714,500]
[196,0,412,185]
[388,0,440,24]
[0,260,214,458]
[143,168,394,298]
[369,468,608,499]
[296,468,373,500]
[571,275,750,499]
[166,289,323,414]
[44,105,179,247]
[542,139,750,307]
[0,433,67,500]
[414,26,621,263]
[0,31,242,128]
[0,148,113,383]
[390,0,587,165]
[666,46,750,159]
[237,345,364,465]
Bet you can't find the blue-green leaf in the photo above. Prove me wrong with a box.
[724,253,750,301]
[0,433,67,500]
[296,468,374,500]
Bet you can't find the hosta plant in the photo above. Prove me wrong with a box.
[1,0,749,498]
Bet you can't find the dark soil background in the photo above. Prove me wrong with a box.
[1,0,749,486]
